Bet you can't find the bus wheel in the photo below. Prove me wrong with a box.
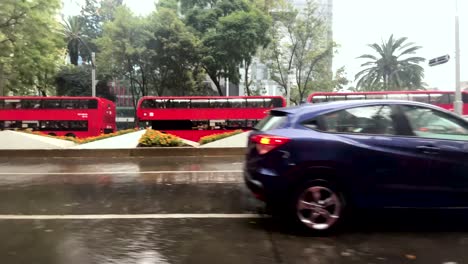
[65,133,76,138]
[48,133,56,137]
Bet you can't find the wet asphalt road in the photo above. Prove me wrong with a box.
[0,156,467,264]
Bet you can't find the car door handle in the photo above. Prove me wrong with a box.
[416,145,440,154]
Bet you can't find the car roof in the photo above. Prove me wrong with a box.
[274,100,453,117]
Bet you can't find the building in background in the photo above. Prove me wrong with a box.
[238,0,334,97]
[110,80,135,129]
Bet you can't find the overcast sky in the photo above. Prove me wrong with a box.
[62,0,468,91]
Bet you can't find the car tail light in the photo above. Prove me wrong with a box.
[250,134,290,155]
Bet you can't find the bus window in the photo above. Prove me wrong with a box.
[226,119,246,129]
[312,96,327,103]
[387,94,409,100]
[22,100,41,109]
[366,94,386,100]
[271,98,284,107]
[88,99,98,109]
[0,100,4,109]
[449,94,455,104]
[175,99,191,108]
[463,93,468,103]
[4,100,21,109]
[210,99,229,108]
[328,95,346,101]
[43,100,61,109]
[429,94,446,104]
[346,95,365,101]
[246,99,264,108]
[141,99,156,108]
[229,99,246,108]
[409,94,429,103]
[191,99,210,108]
[70,121,88,131]
[62,100,79,109]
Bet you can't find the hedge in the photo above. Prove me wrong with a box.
[199,130,243,145]
[23,128,138,144]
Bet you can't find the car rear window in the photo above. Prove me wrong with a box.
[254,113,288,131]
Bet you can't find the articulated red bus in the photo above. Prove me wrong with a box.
[0,96,116,138]
[136,96,286,141]
[307,91,468,115]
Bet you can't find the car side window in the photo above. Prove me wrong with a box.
[401,105,468,141]
[320,105,396,135]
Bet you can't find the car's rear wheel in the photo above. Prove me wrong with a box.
[291,181,345,234]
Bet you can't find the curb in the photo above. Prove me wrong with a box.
[0,147,247,158]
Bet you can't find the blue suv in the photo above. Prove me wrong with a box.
[244,100,468,233]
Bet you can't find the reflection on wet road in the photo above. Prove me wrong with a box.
[0,157,467,264]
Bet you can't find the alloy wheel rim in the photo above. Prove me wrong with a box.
[296,186,341,230]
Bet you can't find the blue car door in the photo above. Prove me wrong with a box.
[400,105,468,207]
[318,104,432,208]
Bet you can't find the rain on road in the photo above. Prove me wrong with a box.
[0,156,466,264]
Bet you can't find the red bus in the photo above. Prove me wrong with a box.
[307,91,468,115]
[137,96,286,141]
[0,96,116,138]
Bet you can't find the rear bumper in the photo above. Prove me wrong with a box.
[244,170,265,200]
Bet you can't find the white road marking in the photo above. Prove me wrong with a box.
[0,170,243,175]
[0,214,266,220]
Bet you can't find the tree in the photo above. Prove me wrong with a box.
[355,35,426,91]
[262,0,333,104]
[61,16,87,66]
[182,0,271,95]
[146,6,201,96]
[0,0,64,96]
[79,0,123,61]
[55,65,116,101]
[96,6,152,109]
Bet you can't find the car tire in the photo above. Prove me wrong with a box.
[288,180,346,235]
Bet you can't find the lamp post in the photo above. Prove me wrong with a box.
[91,52,97,97]
[454,0,463,115]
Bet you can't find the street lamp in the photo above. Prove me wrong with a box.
[91,52,97,97]
[454,0,463,115]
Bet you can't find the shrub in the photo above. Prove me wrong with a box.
[199,130,243,145]
[22,128,138,144]
[138,129,184,147]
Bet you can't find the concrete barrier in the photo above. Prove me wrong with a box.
[0,147,247,158]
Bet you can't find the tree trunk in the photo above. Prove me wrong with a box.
[208,72,223,96]
[244,61,251,96]
[0,64,4,96]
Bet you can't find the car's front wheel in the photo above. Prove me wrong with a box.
[291,180,345,234]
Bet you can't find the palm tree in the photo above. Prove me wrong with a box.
[61,16,86,66]
[355,35,425,91]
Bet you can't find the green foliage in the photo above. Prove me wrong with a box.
[199,130,243,145]
[261,0,334,105]
[55,65,116,101]
[183,0,271,95]
[0,0,64,96]
[355,35,426,91]
[138,129,184,147]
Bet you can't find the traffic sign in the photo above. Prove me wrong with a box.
[429,55,450,66]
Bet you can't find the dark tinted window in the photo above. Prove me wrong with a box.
[42,100,61,109]
[62,100,80,109]
[4,100,21,109]
[463,93,468,103]
[429,94,450,104]
[321,105,396,135]
[190,99,210,108]
[210,99,229,108]
[22,100,41,109]
[228,99,246,108]
[88,99,98,109]
[246,99,264,108]
[39,121,88,131]
[409,94,429,103]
